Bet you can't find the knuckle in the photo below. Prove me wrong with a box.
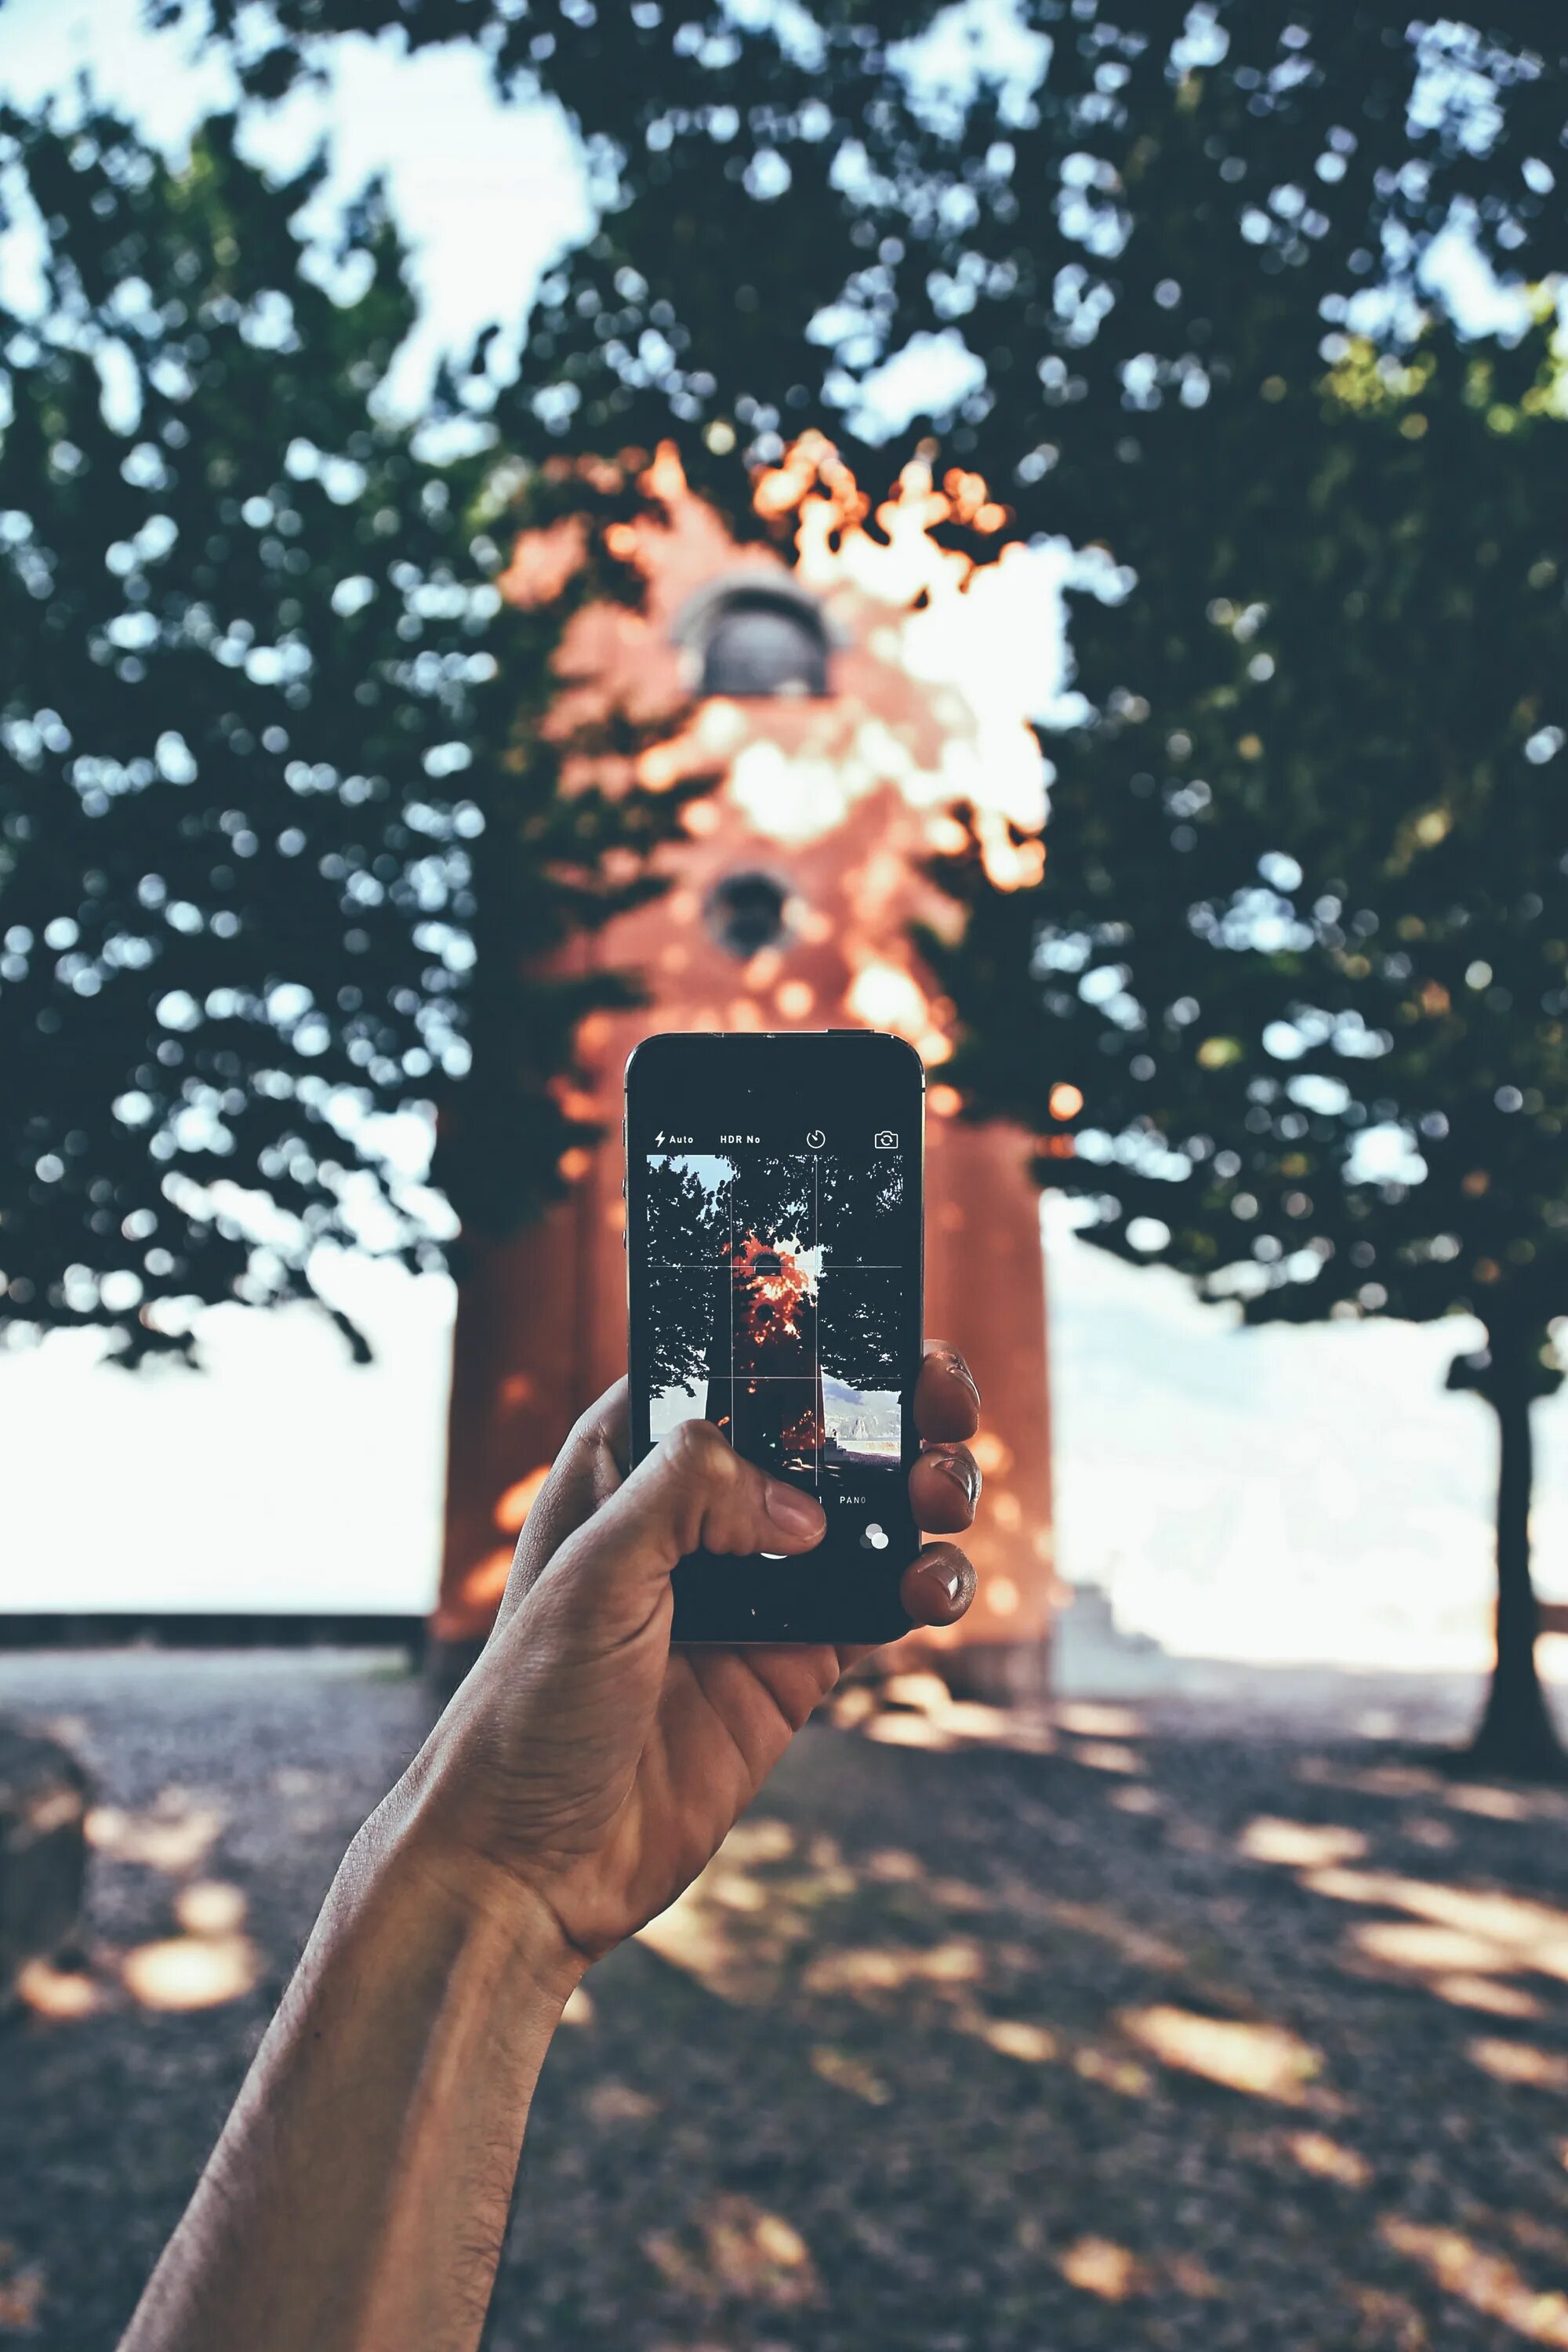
[564,1395,613,1463]
[662,1417,734,1482]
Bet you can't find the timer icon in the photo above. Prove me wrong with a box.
[805,1128,826,1149]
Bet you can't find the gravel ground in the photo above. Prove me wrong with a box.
[5,1652,1568,2350]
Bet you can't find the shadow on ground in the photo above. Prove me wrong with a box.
[5,1652,1568,2350]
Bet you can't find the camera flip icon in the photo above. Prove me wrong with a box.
[873,1129,898,1151]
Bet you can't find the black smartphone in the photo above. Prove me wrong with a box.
[626,1029,925,1643]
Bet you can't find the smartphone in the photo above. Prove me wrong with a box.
[626,1029,925,1643]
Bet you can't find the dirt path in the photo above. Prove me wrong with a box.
[5,1653,1568,2350]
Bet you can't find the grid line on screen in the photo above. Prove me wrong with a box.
[812,1148,820,1489]
[643,1150,906,1478]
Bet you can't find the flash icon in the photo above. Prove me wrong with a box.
[655,1131,666,1147]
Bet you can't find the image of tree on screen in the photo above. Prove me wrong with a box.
[643,1151,905,1472]
[642,1154,732,1430]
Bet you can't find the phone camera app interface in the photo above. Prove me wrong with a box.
[641,1136,908,1501]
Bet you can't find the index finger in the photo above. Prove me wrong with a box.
[495,1377,631,1626]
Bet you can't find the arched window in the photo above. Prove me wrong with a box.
[699,590,828,698]
[704,869,790,958]
[673,574,837,700]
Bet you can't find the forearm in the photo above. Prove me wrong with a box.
[121,1803,580,2352]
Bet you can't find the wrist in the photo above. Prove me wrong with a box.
[343,1791,589,2015]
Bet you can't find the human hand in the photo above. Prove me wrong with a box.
[390,1343,982,1976]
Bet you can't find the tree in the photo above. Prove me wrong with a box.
[924,301,1568,1772]
[0,104,695,1363]
[644,1153,730,1396]
[182,2,1568,548]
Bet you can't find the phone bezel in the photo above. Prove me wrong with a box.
[625,1029,926,1645]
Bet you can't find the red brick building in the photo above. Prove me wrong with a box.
[435,441,1057,1692]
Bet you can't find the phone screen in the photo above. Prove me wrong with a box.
[626,1031,924,1642]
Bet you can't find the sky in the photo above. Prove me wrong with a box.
[1,1,1563,1669]
[1046,1203,1568,1675]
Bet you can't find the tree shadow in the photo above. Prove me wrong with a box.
[500,1702,1568,2349]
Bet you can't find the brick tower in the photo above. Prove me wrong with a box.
[434,441,1057,1694]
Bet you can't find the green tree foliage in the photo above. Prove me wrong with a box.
[926,306,1568,1766]
[184,5,1566,527]
[0,107,695,1361]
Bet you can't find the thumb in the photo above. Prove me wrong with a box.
[537,1420,826,1630]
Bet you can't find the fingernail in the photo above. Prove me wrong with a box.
[932,1453,979,1503]
[949,1355,981,1406]
[766,1479,826,1539]
[915,1555,965,1612]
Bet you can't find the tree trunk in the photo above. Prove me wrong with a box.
[1469,1331,1563,1775]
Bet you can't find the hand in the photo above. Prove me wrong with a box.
[393,1343,982,1974]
